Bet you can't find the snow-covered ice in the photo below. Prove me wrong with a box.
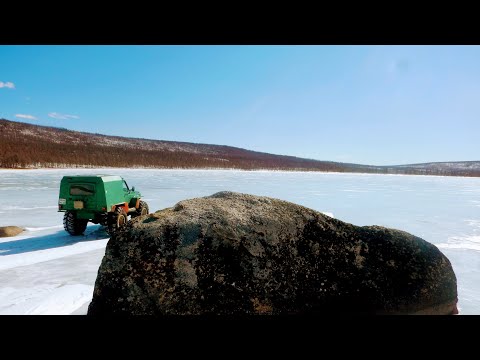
[1,168,479,314]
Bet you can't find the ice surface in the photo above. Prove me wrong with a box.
[1,168,479,314]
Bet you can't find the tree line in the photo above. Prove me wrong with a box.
[1,118,479,177]
[0,135,346,171]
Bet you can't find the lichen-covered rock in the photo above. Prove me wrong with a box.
[88,191,458,315]
[0,226,23,237]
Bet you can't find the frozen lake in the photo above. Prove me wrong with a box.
[1,168,479,314]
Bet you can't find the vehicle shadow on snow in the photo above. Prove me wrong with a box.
[0,225,110,256]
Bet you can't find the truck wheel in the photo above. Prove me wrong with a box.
[107,207,128,235]
[63,211,88,236]
[131,200,149,218]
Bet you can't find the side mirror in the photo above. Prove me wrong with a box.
[132,186,135,191]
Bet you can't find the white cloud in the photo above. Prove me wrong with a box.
[48,112,80,120]
[15,114,37,120]
[0,81,15,89]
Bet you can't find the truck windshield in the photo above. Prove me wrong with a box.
[70,184,95,196]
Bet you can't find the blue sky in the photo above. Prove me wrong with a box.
[1,45,479,165]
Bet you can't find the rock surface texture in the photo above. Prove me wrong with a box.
[88,192,458,315]
[0,226,24,238]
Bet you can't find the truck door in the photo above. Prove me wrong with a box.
[69,183,97,210]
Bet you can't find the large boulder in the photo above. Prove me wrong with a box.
[0,226,24,237]
[88,191,458,315]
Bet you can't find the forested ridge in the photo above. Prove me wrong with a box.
[1,119,479,177]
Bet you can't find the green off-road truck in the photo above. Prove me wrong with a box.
[58,175,149,236]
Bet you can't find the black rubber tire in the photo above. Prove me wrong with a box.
[131,200,149,218]
[63,211,88,236]
[107,207,128,235]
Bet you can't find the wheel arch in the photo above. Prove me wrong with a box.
[110,202,129,213]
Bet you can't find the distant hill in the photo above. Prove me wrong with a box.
[1,118,479,177]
